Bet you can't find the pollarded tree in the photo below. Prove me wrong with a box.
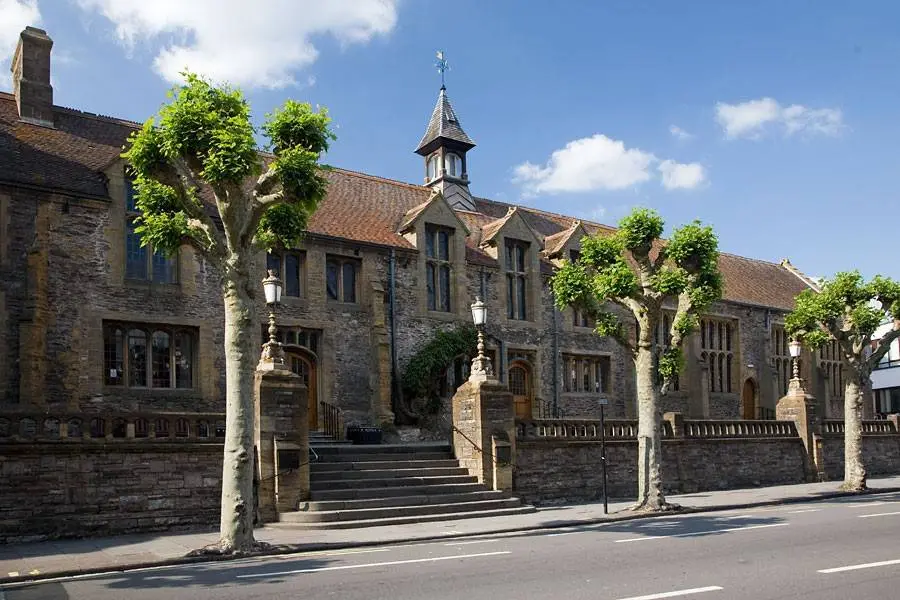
[551,208,722,511]
[124,73,335,553]
[785,271,900,492]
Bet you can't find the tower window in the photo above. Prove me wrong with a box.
[444,153,461,177]
[427,155,440,180]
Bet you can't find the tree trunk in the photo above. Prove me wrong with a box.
[633,345,668,510]
[841,373,867,492]
[218,267,258,553]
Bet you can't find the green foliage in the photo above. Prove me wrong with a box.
[673,311,699,338]
[551,260,591,310]
[255,203,310,250]
[263,101,335,155]
[401,326,478,412]
[155,72,258,184]
[657,347,684,383]
[651,266,689,296]
[594,311,625,339]
[123,72,336,259]
[593,260,640,299]
[786,271,900,350]
[133,211,191,257]
[618,208,664,250]
[580,234,624,269]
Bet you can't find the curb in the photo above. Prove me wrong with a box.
[2,486,899,587]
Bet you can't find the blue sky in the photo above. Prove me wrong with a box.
[3,0,899,279]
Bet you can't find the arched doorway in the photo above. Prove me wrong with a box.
[508,360,533,419]
[742,378,757,420]
[286,348,318,430]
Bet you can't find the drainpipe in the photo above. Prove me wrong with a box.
[552,305,560,417]
[389,249,402,415]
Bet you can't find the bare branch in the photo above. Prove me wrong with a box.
[867,323,900,370]
[149,160,227,259]
[255,163,278,197]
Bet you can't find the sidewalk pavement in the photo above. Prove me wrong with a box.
[3,476,900,585]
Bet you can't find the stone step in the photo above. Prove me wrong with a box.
[310,474,477,491]
[310,459,460,472]
[309,451,451,462]
[281,497,526,523]
[310,482,489,501]
[273,504,537,529]
[310,443,451,456]
[307,490,508,511]
[311,466,469,481]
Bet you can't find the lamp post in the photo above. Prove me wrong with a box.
[469,297,494,381]
[259,269,286,370]
[788,338,803,392]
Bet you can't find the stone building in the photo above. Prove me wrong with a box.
[1,26,836,437]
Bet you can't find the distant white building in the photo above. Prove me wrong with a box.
[872,318,900,416]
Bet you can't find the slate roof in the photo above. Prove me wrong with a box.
[0,92,813,311]
[415,87,475,154]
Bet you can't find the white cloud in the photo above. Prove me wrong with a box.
[75,0,398,89]
[669,125,694,141]
[512,134,655,195]
[0,0,41,90]
[715,97,844,139]
[512,134,707,195]
[658,160,706,190]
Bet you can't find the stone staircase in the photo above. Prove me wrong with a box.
[277,442,535,529]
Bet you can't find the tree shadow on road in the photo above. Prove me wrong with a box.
[530,511,787,541]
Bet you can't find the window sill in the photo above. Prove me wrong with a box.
[102,386,198,394]
[426,310,465,322]
[124,279,182,291]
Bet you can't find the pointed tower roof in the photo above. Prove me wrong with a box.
[415,87,476,155]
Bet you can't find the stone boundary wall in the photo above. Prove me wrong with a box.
[513,416,900,505]
[0,442,223,543]
[515,436,807,505]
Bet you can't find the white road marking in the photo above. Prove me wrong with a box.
[614,523,788,543]
[444,539,500,546]
[235,550,512,578]
[788,509,821,514]
[321,548,392,556]
[818,559,900,574]
[720,515,755,520]
[846,501,887,508]
[858,511,900,519]
[615,585,724,600]
[546,531,582,537]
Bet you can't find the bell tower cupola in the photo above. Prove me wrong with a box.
[415,51,476,211]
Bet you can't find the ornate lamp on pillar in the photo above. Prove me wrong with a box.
[259,269,286,371]
[469,297,494,382]
[788,338,804,392]
[777,337,824,482]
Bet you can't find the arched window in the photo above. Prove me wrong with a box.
[444,153,461,177]
[427,155,440,180]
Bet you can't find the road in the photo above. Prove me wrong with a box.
[3,491,900,600]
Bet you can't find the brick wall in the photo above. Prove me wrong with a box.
[0,442,222,543]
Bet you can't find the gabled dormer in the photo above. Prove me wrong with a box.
[399,191,470,318]
[415,86,476,212]
[543,220,589,268]
[478,207,543,323]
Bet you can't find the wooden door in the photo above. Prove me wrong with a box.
[509,361,532,419]
[289,352,318,430]
[742,378,756,420]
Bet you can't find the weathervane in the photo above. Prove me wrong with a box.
[435,50,449,88]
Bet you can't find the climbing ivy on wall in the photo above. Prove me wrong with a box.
[400,325,477,417]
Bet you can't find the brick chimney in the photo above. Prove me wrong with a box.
[11,26,54,127]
